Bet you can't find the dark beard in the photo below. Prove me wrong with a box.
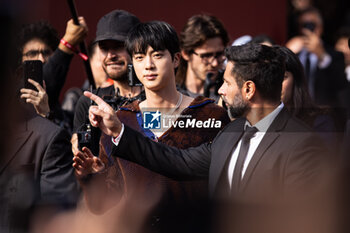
[227,93,248,118]
[228,104,248,119]
[102,62,128,82]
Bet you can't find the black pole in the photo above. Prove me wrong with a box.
[67,0,96,89]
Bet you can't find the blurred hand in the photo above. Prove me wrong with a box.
[59,16,88,53]
[285,36,304,54]
[73,147,105,179]
[71,133,79,155]
[84,91,122,138]
[302,29,326,60]
[20,79,50,117]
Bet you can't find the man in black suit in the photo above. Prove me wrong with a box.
[286,7,347,107]
[84,43,337,233]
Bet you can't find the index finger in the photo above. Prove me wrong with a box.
[84,91,109,108]
[28,79,45,92]
[84,91,116,115]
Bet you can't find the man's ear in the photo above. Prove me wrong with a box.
[173,52,181,68]
[242,80,256,100]
[181,50,190,61]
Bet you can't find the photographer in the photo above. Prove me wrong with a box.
[71,10,145,156]
[18,18,88,131]
[286,7,347,107]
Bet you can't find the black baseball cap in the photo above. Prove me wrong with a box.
[94,10,140,43]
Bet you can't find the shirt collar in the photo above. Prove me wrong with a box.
[245,102,284,132]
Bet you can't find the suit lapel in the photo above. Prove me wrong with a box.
[240,108,290,191]
[0,122,33,175]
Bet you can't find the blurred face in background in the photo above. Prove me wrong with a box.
[335,37,350,66]
[183,37,225,82]
[298,12,323,37]
[22,38,53,63]
[291,0,313,11]
[281,71,294,105]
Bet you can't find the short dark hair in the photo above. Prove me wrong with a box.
[251,34,275,46]
[298,7,323,26]
[334,26,350,44]
[179,14,229,54]
[225,43,285,102]
[126,21,180,59]
[18,20,59,53]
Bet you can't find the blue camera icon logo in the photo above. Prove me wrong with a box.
[143,111,161,129]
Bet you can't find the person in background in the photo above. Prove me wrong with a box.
[278,45,338,151]
[61,42,113,124]
[251,34,275,47]
[335,27,350,82]
[286,7,347,107]
[18,18,88,132]
[335,27,350,119]
[176,14,229,102]
[287,0,314,39]
[71,9,145,160]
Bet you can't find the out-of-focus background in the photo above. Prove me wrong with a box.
[4,0,350,101]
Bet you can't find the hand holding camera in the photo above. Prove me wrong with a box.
[301,25,326,60]
[20,60,50,117]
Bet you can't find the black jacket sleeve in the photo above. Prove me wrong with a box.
[43,49,73,109]
[112,125,212,180]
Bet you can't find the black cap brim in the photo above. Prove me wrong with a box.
[93,34,127,44]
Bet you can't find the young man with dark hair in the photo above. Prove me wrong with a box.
[84,42,336,233]
[176,14,229,102]
[74,21,229,233]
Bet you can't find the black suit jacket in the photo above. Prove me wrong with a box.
[113,107,332,200]
[0,108,79,233]
[299,47,346,106]
[112,107,336,232]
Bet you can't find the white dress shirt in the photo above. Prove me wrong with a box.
[227,103,284,188]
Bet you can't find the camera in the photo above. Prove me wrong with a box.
[128,64,142,87]
[77,123,92,151]
[102,95,128,111]
[23,60,43,90]
[302,22,316,32]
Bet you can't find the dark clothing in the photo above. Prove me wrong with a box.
[112,107,336,233]
[43,49,74,132]
[44,49,73,110]
[73,85,145,155]
[0,107,79,233]
[299,47,347,106]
